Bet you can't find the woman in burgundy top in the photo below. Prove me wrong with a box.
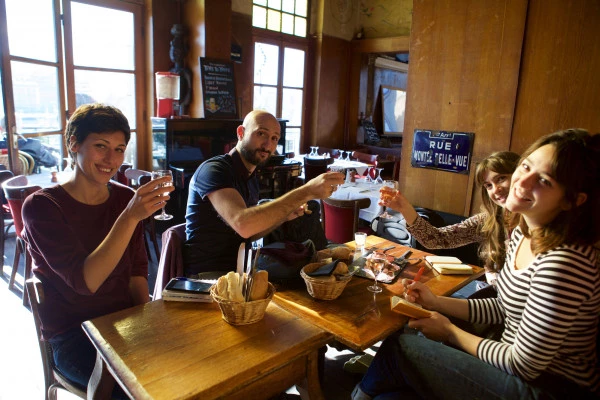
[22,104,174,393]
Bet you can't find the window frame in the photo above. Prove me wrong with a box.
[252,28,309,156]
[251,0,309,38]
[0,0,147,172]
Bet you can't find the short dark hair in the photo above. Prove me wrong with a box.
[511,129,600,251]
[65,103,130,161]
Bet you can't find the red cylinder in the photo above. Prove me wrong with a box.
[156,98,175,119]
[155,72,180,118]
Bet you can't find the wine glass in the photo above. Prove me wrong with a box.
[379,180,398,219]
[363,166,373,183]
[328,165,345,196]
[315,146,320,157]
[151,170,174,220]
[374,168,384,184]
[366,252,386,293]
[308,146,316,157]
[345,151,352,161]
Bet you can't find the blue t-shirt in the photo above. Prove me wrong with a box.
[184,148,259,274]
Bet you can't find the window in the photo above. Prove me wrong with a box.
[253,40,305,156]
[252,0,308,38]
[0,0,145,172]
[252,1,309,156]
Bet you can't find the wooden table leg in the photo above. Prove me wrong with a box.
[296,350,325,400]
[87,352,116,400]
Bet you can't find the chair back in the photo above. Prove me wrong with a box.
[0,170,15,263]
[26,278,86,399]
[153,223,186,300]
[0,170,15,208]
[320,197,371,244]
[303,157,333,182]
[114,162,132,185]
[124,168,151,188]
[2,175,41,238]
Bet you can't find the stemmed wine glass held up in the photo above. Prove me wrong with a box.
[151,170,174,220]
[379,180,398,219]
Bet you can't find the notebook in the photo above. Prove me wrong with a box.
[424,256,473,275]
[390,296,432,319]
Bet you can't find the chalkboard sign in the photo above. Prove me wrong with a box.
[199,58,237,118]
[362,120,380,145]
[410,129,474,174]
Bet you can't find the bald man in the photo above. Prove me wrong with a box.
[184,110,344,276]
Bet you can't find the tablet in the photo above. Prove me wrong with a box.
[165,278,213,294]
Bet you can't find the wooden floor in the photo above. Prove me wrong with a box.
[0,230,364,400]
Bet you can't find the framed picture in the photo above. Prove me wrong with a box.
[199,58,237,118]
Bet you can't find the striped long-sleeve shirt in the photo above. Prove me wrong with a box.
[469,227,600,392]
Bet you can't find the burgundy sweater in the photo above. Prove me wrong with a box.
[22,183,147,340]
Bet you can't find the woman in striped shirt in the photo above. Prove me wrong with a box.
[353,129,600,400]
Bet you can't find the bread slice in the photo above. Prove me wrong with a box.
[249,270,269,301]
[390,296,432,319]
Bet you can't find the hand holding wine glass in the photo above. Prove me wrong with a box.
[151,170,174,220]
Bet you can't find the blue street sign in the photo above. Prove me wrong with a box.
[410,129,474,174]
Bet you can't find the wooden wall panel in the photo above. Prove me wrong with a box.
[398,0,527,216]
[313,35,351,150]
[231,12,253,118]
[182,0,206,118]
[510,0,600,154]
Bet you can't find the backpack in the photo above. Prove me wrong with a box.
[371,207,444,249]
[261,199,328,251]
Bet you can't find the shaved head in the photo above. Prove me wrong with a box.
[242,110,278,132]
[236,110,281,169]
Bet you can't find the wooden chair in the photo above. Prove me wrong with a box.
[0,170,15,266]
[320,197,371,244]
[2,175,41,305]
[0,151,34,175]
[153,223,186,300]
[303,156,333,182]
[26,277,87,400]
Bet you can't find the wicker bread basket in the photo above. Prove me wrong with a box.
[300,262,353,300]
[210,282,276,325]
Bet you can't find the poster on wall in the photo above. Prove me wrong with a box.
[199,58,237,118]
[410,129,474,174]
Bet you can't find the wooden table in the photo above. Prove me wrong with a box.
[82,299,332,399]
[273,236,484,351]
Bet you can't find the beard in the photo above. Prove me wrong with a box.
[240,145,271,167]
